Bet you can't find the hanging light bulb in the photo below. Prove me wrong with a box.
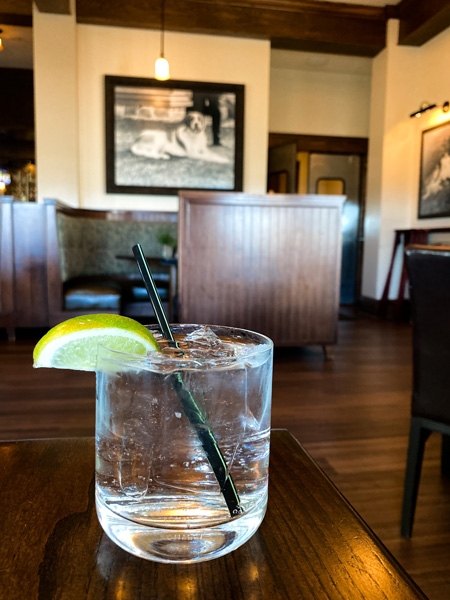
[0,29,4,52]
[155,0,170,80]
[155,56,169,81]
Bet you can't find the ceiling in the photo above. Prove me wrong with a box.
[0,0,449,70]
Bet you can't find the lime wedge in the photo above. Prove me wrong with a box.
[33,314,160,371]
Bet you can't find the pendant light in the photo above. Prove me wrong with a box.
[155,0,169,80]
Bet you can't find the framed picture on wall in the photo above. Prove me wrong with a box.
[418,119,450,218]
[105,75,244,195]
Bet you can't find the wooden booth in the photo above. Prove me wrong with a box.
[178,192,344,352]
[0,198,177,340]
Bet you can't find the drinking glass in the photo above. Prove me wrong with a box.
[95,324,273,563]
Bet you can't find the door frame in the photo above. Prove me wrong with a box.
[268,133,368,303]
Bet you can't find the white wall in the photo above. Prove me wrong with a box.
[409,27,450,229]
[34,11,271,211]
[33,4,79,207]
[361,48,387,300]
[269,50,372,137]
[363,20,450,299]
[271,29,450,301]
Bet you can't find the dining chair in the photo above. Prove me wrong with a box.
[401,245,450,538]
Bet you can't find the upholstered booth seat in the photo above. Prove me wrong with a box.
[64,285,121,311]
[0,199,178,339]
[119,278,170,319]
[129,279,170,303]
[54,206,177,321]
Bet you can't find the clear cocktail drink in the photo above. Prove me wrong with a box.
[95,324,273,563]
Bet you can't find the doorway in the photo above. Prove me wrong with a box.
[308,153,361,304]
[267,133,367,305]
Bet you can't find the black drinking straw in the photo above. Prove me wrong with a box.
[133,244,176,347]
[132,244,242,516]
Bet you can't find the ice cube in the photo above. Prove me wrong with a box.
[185,326,222,347]
[182,326,237,360]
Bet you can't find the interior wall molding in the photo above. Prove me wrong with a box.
[269,133,368,156]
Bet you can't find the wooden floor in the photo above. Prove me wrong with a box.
[1,317,450,599]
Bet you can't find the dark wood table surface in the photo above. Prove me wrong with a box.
[0,430,427,600]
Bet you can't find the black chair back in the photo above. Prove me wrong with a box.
[402,244,450,537]
[406,245,450,426]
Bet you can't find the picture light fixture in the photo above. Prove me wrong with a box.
[410,101,449,118]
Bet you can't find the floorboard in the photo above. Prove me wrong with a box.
[1,317,449,599]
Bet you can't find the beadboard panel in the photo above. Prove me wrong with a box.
[178,192,344,346]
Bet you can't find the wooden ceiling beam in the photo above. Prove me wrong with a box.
[4,0,450,56]
[0,0,71,18]
[75,0,388,57]
[0,0,31,17]
[35,0,71,15]
[393,0,450,47]
[0,0,32,26]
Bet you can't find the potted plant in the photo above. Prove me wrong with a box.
[156,228,177,259]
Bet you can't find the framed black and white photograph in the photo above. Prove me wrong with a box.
[105,75,244,195]
[418,119,450,218]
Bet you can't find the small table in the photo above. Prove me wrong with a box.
[0,431,427,599]
[116,255,177,321]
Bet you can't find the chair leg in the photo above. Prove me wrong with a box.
[322,345,334,360]
[441,434,450,479]
[401,418,431,539]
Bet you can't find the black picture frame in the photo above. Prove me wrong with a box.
[418,119,450,219]
[105,75,244,195]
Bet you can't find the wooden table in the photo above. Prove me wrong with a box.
[0,430,427,600]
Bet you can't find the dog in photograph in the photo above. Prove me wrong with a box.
[130,123,186,161]
[130,111,228,164]
[176,111,228,163]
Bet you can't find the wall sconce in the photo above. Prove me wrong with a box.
[0,30,4,52]
[410,101,449,118]
[155,0,170,81]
